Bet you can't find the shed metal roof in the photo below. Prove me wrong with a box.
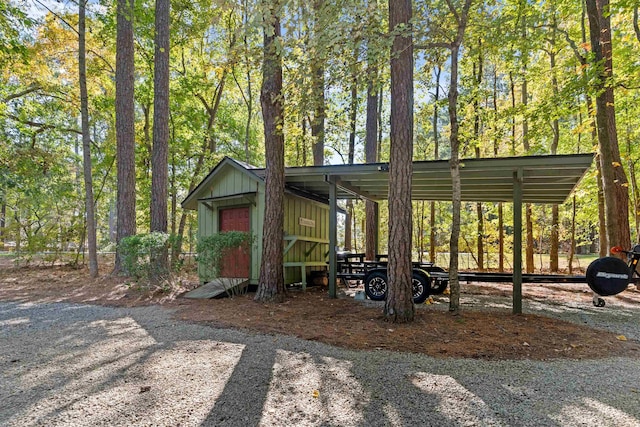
[249,154,594,204]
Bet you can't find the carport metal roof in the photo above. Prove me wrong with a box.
[252,154,594,204]
[268,153,594,314]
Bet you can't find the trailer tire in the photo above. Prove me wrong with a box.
[412,272,430,304]
[364,271,387,301]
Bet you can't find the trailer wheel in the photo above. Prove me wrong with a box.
[412,272,430,304]
[364,271,388,301]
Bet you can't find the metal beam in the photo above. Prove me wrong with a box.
[513,168,523,314]
[327,176,338,298]
[335,178,381,201]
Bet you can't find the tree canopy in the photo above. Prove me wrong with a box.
[1,0,638,313]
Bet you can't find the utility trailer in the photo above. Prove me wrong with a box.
[337,246,640,307]
[336,253,447,304]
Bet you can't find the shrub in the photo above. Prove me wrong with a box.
[118,232,171,281]
[196,231,253,296]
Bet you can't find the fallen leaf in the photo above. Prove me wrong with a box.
[312,390,320,398]
[616,335,628,341]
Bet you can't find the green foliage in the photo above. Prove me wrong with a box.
[118,232,174,281]
[3,0,640,276]
[196,231,253,285]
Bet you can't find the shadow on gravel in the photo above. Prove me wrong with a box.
[2,301,640,426]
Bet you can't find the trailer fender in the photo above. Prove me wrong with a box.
[424,266,448,294]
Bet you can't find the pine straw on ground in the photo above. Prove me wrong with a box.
[0,263,639,361]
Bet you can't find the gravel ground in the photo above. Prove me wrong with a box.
[1,299,639,427]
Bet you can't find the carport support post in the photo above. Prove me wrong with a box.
[513,168,523,314]
[328,176,337,298]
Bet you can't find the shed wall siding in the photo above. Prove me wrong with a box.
[196,167,262,283]
[283,195,329,284]
[194,164,329,286]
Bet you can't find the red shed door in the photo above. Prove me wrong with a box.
[219,207,250,278]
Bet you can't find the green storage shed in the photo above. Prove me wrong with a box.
[182,157,330,287]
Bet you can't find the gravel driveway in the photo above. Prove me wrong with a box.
[1,299,639,426]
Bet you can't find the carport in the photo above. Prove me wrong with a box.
[254,153,594,314]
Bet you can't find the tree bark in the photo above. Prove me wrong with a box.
[579,3,608,256]
[79,0,98,277]
[473,50,484,271]
[311,0,325,166]
[494,67,504,272]
[549,18,560,272]
[150,0,171,280]
[114,0,137,274]
[385,0,414,323]
[255,1,285,303]
[365,52,379,261]
[429,63,442,264]
[447,0,473,314]
[586,0,631,252]
[627,136,640,243]
[0,186,5,251]
[448,41,462,314]
[568,196,576,274]
[345,51,358,251]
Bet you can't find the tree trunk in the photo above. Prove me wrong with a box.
[627,137,640,243]
[79,0,98,277]
[345,201,353,251]
[447,0,472,314]
[311,0,325,166]
[550,205,559,272]
[448,42,462,314]
[473,49,484,271]
[549,20,560,272]
[429,64,441,264]
[522,75,534,272]
[242,0,253,163]
[150,0,171,280]
[170,154,176,236]
[526,204,534,273]
[498,203,504,272]
[385,0,414,323]
[255,1,285,303]
[345,52,358,251]
[0,187,5,251]
[580,4,608,256]
[114,0,137,274]
[494,68,504,272]
[476,203,484,270]
[568,196,576,274]
[365,54,379,261]
[586,0,631,251]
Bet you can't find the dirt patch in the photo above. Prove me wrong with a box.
[1,263,639,360]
